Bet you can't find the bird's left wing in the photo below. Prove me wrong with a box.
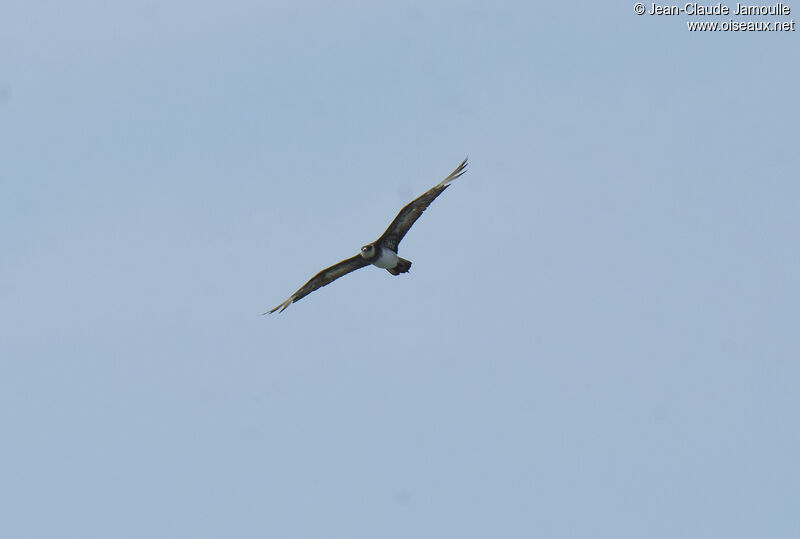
[266,254,370,314]
[377,158,467,252]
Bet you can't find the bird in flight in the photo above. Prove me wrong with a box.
[266,157,468,314]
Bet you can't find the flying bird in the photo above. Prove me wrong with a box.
[266,157,468,314]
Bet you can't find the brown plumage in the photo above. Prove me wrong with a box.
[266,255,369,314]
[266,158,468,314]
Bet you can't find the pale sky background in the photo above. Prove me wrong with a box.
[1,1,799,538]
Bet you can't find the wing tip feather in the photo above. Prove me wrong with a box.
[438,156,469,187]
[265,296,294,315]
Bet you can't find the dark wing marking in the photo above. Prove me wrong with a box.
[266,254,370,314]
[377,158,468,252]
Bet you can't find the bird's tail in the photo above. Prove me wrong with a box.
[388,258,412,276]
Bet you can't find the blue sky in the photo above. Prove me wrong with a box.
[2,1,798,537]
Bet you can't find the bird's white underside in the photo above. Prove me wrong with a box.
[373,248,399,269]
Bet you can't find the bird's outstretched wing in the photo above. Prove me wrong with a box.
[266,255,370,314]
[377,158,468,252]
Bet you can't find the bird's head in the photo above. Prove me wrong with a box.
[360,244,376,260]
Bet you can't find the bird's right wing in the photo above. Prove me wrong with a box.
[265,254,370,314]
[377,158,468,252]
